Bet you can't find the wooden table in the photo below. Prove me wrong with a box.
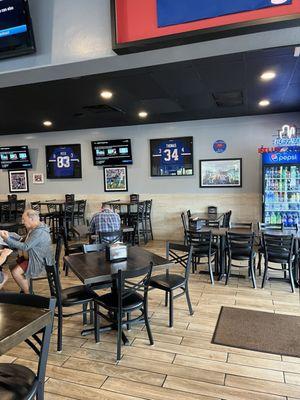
[0,303,51,355]
[64,246,173,338]
[64,246,173,286]
[191,213,224,223]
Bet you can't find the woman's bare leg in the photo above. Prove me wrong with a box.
[11,265,29,293]
[0,270,8,290]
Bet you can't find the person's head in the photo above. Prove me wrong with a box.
[22,209,40,229]
[101,205,112,212]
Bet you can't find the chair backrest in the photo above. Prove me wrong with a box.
[226,232,255,256]
[83,243,104,253]
[187,210,192,219]
[145,199,152,217]
[262,233,294,264]
[47,202,59,213]
[186,230,213,255]
[222,210,232,228]
[207,206,217,214]
[45,234,63,307]
[258,222,283,231]
[167,242,193,282]
[0,292,55,394]
[130,194,139,203]
[181,212,188,232]
[31,201,41,213]
[77,200,86,215]
[64,201,75,217]
[7,194,17,202]
[99,230,123,244]
[230,222,253,230]
[16,199,26,213]
[206,220,221,228]
[65,194,75,202]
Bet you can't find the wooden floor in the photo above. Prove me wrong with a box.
[1,240,300,400]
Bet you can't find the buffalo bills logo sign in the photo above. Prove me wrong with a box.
[213,140,227,154]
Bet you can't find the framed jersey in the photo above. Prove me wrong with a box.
[150,136,193,177]
[45,144,82,179]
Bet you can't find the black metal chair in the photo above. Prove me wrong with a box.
[45,233,94,351]
[144,199,153,241]
[186,230,217,284]
[0,292,55,400]
[181,212,189,245]
[73,199,87,225]
[65,194,75,203]
[257,222,283,276]
[226,232,256,288]
[149,242,193,327]
[222,210,232,228]
[93,263,154,360]
[61,226,85,276]
[131,202,147,245]
[261,233,295,293]
[99,230,123,244]
[230,222,253,230]
[63,201,75,237]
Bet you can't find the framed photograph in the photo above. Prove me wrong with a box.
[8,170,29,192]
[103,166,128,192]
[32,173,44,184]
[200,158,242,188]
[111,0,300,54]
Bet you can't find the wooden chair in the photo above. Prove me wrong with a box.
[0,292,55,399]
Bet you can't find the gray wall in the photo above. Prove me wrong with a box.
[0,112,299,196]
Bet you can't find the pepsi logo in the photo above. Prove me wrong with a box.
[270,154,278,161]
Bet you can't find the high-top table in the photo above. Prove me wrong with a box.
[0,303,51,355]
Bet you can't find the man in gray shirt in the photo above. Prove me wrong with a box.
[0,208,52,293]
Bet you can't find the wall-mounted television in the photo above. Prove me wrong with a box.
[0,0,36,60]
[0,145,32,169]
[150,136,193,176]
[92,139,132,166]
[46,144,82,179]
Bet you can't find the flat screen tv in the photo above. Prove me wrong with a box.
[0,145,32,169]
[0,0,36,60]
[46,144,82,179]
[150,136,193,176]
[92,139,132,166]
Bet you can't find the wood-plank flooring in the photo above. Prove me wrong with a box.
[1,240,300,400]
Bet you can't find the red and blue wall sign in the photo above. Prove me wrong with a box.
[213,140,227,153]
[111,0,300,54]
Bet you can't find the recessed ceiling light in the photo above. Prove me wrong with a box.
[260,71,276,81]
[138,111,148,118]
[100,91,113,99]
[258,99,270,107]
[43,120,53,127]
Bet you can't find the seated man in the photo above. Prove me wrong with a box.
[0,209,53,294]
[0,248,13,290]
[89,205,121,243]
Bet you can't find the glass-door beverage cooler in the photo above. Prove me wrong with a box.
[262,150,300,227]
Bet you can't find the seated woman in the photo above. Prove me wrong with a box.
[0,248,13,290]
[0,209,52,294]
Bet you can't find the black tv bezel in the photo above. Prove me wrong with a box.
[0,145,32,170]
[0,0,36,60]
[91,138,133,167]
[150,136,194,177]
[45,144,82,180]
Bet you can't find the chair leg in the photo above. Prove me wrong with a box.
[208,255,214,285]
[94,302,100,343]
[36,381,45,400]
[126,312,131,331]
[149,218,153,240]
[185,286,194,315]
[164,292,168,307]
[89,301,94,324]
[289,263,295,293]
[82,303,87,325]
[225,257,231,285]
[29,279,34,295]
[57,307,63,352]
[250,259,257,289]
[117,310,122,361]
[258,252,262,276]
[261,262,268,288]
[144,303,154,345]
[169,291,173,328]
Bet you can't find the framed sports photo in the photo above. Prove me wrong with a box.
[8,170,29,192]
[45,144,82,179]
[200,158,242,188]
[103,166,128,192]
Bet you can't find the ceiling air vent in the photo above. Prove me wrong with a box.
[212,90,243,107]
[82,104,125,114]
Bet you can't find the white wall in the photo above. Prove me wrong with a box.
[0,112,299,196]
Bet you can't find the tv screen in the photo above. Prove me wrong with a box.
[0,0,35,60]
[92,139,132,166]
[46,144,82,179]
[0,145,32,169]
[150,136,193,176]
